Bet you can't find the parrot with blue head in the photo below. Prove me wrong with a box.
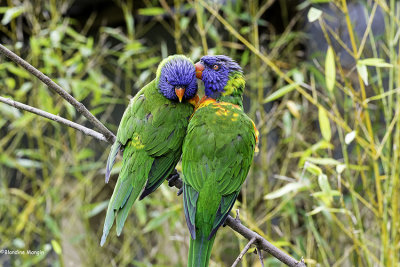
[101,55,198,246]
[182,55,258,267]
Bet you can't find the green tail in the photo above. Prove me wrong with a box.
[100,178,145,246]
[100,146,152,246]
[188,234,216,267]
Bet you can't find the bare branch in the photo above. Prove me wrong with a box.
[231,237,257,267]
[257,248,265,267]
[0,96,108,143]
[225,216,305,267]
[0,44,116,143]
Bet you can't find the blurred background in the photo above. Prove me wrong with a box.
[0,0,399,266]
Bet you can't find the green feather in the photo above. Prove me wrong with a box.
[188,234,216,267]
[219,71,246,107]
[105,142,121,183]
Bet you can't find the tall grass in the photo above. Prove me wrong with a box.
[0,0,399,266]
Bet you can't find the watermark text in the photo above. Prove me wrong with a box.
[0,249,45,256]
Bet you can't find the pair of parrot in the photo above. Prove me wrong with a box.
[101,54,258,267]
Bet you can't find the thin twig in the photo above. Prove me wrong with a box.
[257,248,265,267]
[0,96,108,143]
[0,44,116,143]
[225,216,305,267]
[167,177,306,267]
[231,237,257,267]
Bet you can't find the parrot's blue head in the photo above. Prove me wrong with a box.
[157,55,198,102]
[195,55,243,98]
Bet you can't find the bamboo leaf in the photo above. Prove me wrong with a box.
[318,107,331,141]
[318,174,331,193]
[305,157,341,165]
[305,162,322,176]
[307,205,346,216]
[264,182,308,199]
[358,58,393,68]
[345,131,356,144]
[1,6,25,25]
[286,100,300,118]
[143,205,180,233]
[357,64,368,85]
[307,7,322,22]
[306,206,325,216]
[51,240,62,255]
[263,83,298,103]
[336,164,346,174]
[138,7,165,16]
[84,201,108,218]
[325,46,336,92]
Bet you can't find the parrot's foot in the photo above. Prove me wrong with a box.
[166,169,183,192]
[177,187,183,196]
[167,169,180,186]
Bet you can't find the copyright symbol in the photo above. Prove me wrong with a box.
[0,250,4,254]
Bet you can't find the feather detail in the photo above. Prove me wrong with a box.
[183,183,199,240]
[105,142,121,183]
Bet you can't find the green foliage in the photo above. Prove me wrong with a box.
[1,0,399,266]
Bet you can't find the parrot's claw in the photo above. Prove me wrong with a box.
[166,169,184,194]
[167,169,180,187]
[168,169,178,177]
[167,175,180,187]
[177,188,183,196]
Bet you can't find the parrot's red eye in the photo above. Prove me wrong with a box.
[213,64,219,70]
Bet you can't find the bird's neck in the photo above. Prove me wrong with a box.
[212,71,245,108]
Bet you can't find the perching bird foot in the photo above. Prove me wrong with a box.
[167,169,180,187]
[177,187,183,196]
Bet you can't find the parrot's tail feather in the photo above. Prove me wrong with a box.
[100,201,116,246]
[105,142,121,183]
[115,186,143,236]
[100,232,108,247]
[188,234,216,267]
[100,171,146,245]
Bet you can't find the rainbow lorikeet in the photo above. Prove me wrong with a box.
[182,55,258,266]
[101,55,198,246]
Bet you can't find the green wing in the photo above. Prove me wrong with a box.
[182,102,256,240]
[140,152,180,199]
[102,81,193,245]
[183,183,199,239]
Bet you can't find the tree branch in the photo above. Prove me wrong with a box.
[167,176,306,267]
[0,44,116,143]
[225,216,305,267]
[257,248,265,267]
[0,96,108,143]
[231,236,257,267]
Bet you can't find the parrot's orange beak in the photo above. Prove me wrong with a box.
[175,87,185,102]
[195,62,204,79]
